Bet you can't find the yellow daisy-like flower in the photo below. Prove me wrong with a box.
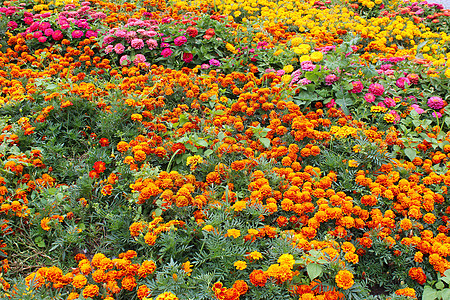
[234,260,247,270]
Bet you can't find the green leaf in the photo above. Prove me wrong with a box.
[204,149,213,157]
[154,208,163,217]
[35,237,46,248]
[404,148,416,161]
[259,137,271,148]
[440,288,450,299]
[196,139,208,147]
[441,270,450,284]
[422,286,438,300]
[436,281,445,290]
[306,263,323,281]
[305,72,319,82]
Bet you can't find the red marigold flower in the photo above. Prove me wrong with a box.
[93,161,106,173]
[99,138,109,147]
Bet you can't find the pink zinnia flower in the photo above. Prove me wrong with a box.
[301,61,315,71]
[72,30,84,39]
[384,97,396,108]
[86,30,97,38]
[432,111,442,118]
[105,45,114,54]
[119,55,131,66]
[364,93,376,103]
[174,36,187,46]
[147,39,158,49]
[368,83,385,96]
[326,99,336,108]
[183,53,193,63]
[114,43,125,54]
[33,31,43,39]
[38,36,47,43]
[161,48,173,57]
[133,54,146,65]
[395,77,410,88]
[325,74,339,85]
[52,30,63,41]
[411,104,425,114]
[349,81,363,93]
[427,96,444,110]
[131,38,144,49]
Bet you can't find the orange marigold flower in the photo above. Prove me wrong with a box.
[335,270,354,290]
[129,222,144,237]
[249,269,267,287]
[233,280,248,295]
[82,284,99,298]
[137,285,151,299]
[121,275,137,291]
[247,251,263,260]
[41,217,51,231]
[72,274,88,289]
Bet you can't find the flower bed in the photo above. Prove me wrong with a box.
[0,0,450,299]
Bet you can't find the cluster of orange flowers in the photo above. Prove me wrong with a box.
[24,251,155,300]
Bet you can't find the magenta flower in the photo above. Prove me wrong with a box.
[326,99,336,108]
[427,96,444,110]
[432,111,442,118]
[72,30,84,39]
[364,93,376,103]
[38,36,47,43]
[388,110,401,124]
[52,30,63,41]
[33,31,43,39]
[44,28,54,36]
[114,43,125,54]
[174,36,187,46]
[7,21,18,30]
[384,97,396,108]
[161,48,173,58]
[299,78,312,85]
[325,74,339,85]
[395,77,410,88]
[209,59,221,67]
[183,53,193,63]
[86,31,97,38]
[368,83,385,96]
[349,81,363,93]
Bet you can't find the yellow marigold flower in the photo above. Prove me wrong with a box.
[202,225,214,232]
[182,261,192,276]
[247,251,263,260]
[348,160,359,167]
[310,51,323,62]
[371,106,388,113]
[186,155,204,170]
[155,291,179,300]
[226,229,241,238]
[234,260,247,270]
[232,200,247,212]
[277,254,295,269]
[335,270,354,290]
